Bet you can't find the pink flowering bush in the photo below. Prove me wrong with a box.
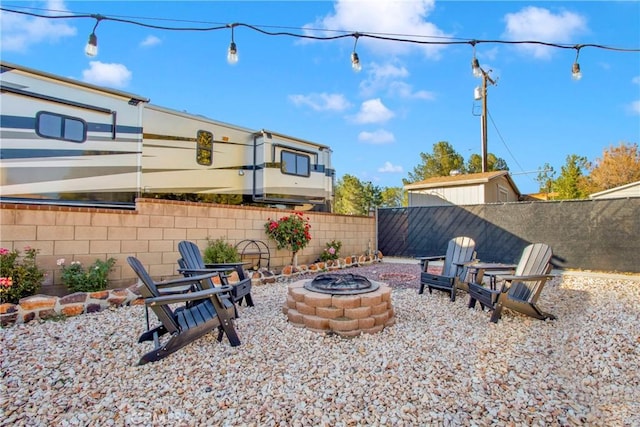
[0,247,45,304]
[320,240,342,262]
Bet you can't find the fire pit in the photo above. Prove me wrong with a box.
[283,273,395,337]
[304,273,379,295]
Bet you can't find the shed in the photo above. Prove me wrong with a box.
[404,171,521,206]
[589,181,640,200]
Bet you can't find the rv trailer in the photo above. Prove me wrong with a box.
[142,105,334,210]
[0,62,147,207]
[0,62,334,211]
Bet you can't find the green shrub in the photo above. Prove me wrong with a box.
[58,257,116,293]
[0,247,45,304]
[320,240,342,262]
[203,238,241,264]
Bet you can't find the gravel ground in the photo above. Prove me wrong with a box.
[1,262,639,426]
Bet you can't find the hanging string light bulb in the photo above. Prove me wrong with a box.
[572,45,583,80]
[84,15,103,57]
[471,42,482,78]
[351,33,362,72]
[227,23,238,64]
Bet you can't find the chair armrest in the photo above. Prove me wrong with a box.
[146,285,233,306]
[497,274,554,293]
[156,284,195,295]
[416,255,445,271]
[497,274,554,282]
[417,255,445,262]
[178,268,232,283]
[155,271,220,287]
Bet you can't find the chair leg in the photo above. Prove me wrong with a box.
[418,282,426,294]
[490,293,508,322]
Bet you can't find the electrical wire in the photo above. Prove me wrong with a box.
[1,6,639,52]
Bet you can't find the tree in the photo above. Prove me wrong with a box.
[587,142,640,193]
[404,141,464,184]
[553,154,589,200]
[379,187,405,207]
[536,163,556,196]
[334,174,366,215]
[362,181,383,215]
[466,153,509,173]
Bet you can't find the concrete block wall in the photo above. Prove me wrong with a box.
[0,199,376,296]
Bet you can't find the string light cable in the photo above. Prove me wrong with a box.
[1,5,638,72]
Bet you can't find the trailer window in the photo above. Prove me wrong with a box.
[281,150,310,177]
[196,130,213,166]
[36,112,86,143]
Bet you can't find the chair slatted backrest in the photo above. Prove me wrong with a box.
[442,236,476,278]
[127,256,180,334]
[509,243,553,302]
[179,240,205,271]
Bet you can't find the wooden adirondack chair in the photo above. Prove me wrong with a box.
[127,256,241,365]
[467,243,556,323]
[178,240,254,307]
[418,236,476,301]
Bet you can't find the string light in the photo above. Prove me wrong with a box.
[471,42,482,78]
[227,23,238,64]
[84,14,103,57]
[572,45,583,80]
[1,5,638,75]
[351,33,362,72]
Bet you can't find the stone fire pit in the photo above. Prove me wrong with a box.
[283,273,395,337]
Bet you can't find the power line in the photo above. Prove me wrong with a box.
[2,5,640,52]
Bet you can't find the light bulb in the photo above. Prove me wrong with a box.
[351,52,361,72]
[85,33,98,57]
[472,57,482,78]
[571,62,582,80]
[227,41,238,64]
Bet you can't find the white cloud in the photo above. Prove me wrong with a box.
[82,62,132,88]
[358,129,395,144]
[304,0,450,59]
[503,6,587,59]
[378,161,403,173]
[0,0,76,51]
[360,62,434,100]
[289,93,351,112]
[388,81,435,100]
[629,100,640,116]
[360,62,407,95]
[140,35,161,48]
[352,99,394,124]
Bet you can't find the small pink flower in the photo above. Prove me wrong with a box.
[0,248,9,256]
[328,247,336,255]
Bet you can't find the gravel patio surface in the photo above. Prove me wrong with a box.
[1,261,639,426]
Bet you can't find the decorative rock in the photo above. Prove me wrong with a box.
[18,294,57,311]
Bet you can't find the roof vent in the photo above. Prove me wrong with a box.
[449,169,461,176]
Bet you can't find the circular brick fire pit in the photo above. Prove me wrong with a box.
[282,274,395,337]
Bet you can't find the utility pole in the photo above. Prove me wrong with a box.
[480,70,496,173]
[472,53,496,173]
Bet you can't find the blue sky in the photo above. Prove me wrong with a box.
[1,1,639,194]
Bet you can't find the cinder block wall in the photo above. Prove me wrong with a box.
[0,199,376,296]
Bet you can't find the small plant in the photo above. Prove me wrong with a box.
[0,247,45,304]
[264,212,312,265]
[320,240,342,262]
[203,238,241,264]
[58,257,116,293]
